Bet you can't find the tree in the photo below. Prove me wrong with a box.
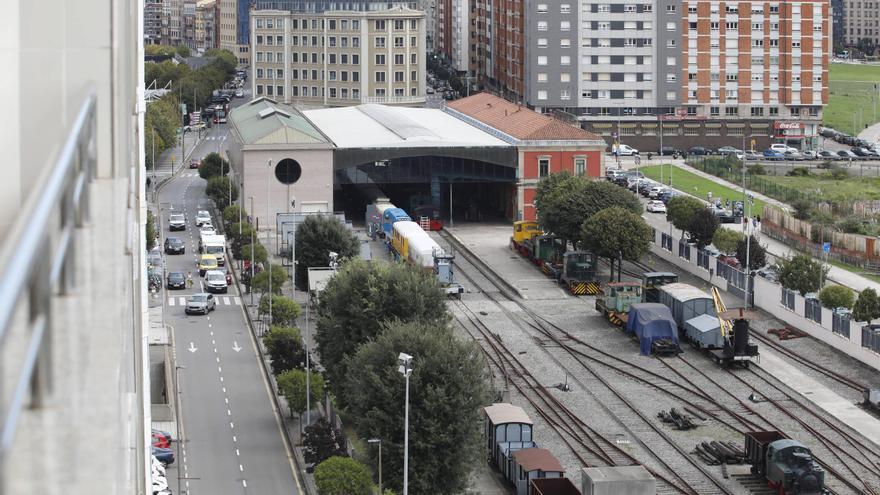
[303,419,348,466]
[258,294,301,326]
[314,457,373,495]
[198,152,230,179]
[735,235,768,271]
[818,285,855,310]
[262,326,306,375]
[229,222,255,257]
[343,321,490,495]
[206,176,238,210]
[276,369,324,418]
[776,254,828,296]
[666,196,705,234]
[175,44,191,58]
[223,204,245,230]
[294,215,360,289]
[580,207,652,281]
[315,259,449,400]
[252,264,289,294]
[791,199,813,220]
[240,243,268,264]
[712,228,742,255]
[146,210,157,251]
[852,288,880,323]
[688,209,720,249]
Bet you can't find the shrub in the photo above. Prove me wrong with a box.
[262,326,305,375]
[747,163,766,175]
[258,293,301,326]
[791,199,813,220]
[787,167,811,177]
[829,166,849,180]
[818,284,855,310]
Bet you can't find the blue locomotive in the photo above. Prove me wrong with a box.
[745,431,825,495]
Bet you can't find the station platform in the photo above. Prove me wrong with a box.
[756,350,880,447]
[444,223,573,300]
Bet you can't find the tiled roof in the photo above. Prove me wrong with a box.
[447,92,601,142]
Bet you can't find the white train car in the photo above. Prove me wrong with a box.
[391,220,443,269]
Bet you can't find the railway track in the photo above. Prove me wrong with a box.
[440,230,735,495]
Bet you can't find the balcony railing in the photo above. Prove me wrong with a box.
[360,95,427,104]
[0,93,96,489]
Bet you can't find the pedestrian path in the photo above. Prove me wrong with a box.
[858,121,880,145]
[167,295,242,306]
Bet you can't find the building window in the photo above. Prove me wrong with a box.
[395,54,404,64]
[256,84,263,95]
[539,158,550,177]
[710,106,720,116]
[375,71,386,82]
[375,37,385,48]
[353,54,359,64]
[277,86,283,96]
[394,71,404,82]
[667,39,676,47]
[666,4,675,12]
[394,19,404,30]
[375,20,386,30]
[411,53,417,64]
[537,21,548,31]
[537,55,548,65]
[561,55,571,65]
[769,107,779,116]
[411,70,417,81]
[751,107,764,116]
[560,3,571,13]
[725,107,739,116]
[537,90,548,100]
[376,54,385,64]
[537,73,548,82]
[574,157,586,176]
[267,85,273,96]
[561,89,571,100]
[352,71,359,81]
[394,37,404,47]
[560,21,570,31]
[538,38,547,47]
[329,71,337,81]
[560,73,570,82]
[353,37,360,47]
[666,21,676,31]
[537,3,547,12]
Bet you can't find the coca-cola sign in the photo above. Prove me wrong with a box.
[774,121,804,130]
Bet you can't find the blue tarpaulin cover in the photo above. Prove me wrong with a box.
[626,303,679,355]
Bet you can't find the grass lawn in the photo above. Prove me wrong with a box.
[755,173,880,204]
[640,164,768,214]
[825,63,880,134]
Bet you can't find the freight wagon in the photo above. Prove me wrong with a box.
[656,283,717,329]
[626,303,680,355]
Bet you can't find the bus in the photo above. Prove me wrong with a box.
[213,105,227,124]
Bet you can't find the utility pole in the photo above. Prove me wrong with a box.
[250,196,255,306]
[659,116,664,184]
[267,159,273,331]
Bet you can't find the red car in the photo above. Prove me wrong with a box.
[152,429,172,448]
[189,159,201,169]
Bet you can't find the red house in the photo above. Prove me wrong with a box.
[446,93,606,221]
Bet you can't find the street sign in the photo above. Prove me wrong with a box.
[823,242,831,254]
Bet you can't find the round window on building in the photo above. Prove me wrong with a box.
[274,158,302,184]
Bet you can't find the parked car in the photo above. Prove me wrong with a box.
[717,146,742,156]
[659,146,681,156]
[837,150,859,160]
[189,159,200,169]
[710,206,739,223]
[762,149,785,161]
[783,151,806,161]
[235,89,244,98]
[852,147,873,158]
[818,150,840,160]
[770,143,798,153]
[638,181,656,196]
[166,271,186,290]
[164,236,185,254]
[616,144,639,156]
[152,446,175,465]
[185,293,216,315]
[688,146,710,156]
[743,151,763,161]
[659,190,680,204]
[152,429,172,448]
[168,213,186,231]
[646,200,667,213]
[205,270,228,294]
[196,210,212,226]
[648,186,667,199]
[802,150,819,160]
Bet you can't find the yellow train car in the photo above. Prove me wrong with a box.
[510,221,543,253]
[391,223,410,261]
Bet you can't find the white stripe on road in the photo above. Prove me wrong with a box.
[168,298,175,306]
[223,296,231,305]
[234,296,241,305]
[179,297,186,305]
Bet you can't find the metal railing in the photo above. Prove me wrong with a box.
[0,93,96,479]
[360,95,427,104]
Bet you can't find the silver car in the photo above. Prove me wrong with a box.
[204,270,228,294]
[169,213,186,231]
[185,293,216,315]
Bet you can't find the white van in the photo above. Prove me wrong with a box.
[770,143,798,153]
[200,234,226,266]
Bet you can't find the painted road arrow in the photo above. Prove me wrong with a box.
[232,341,242,352]
[188,342,198,353]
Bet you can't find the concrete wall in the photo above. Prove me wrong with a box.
[240,148,335,232]
[648,224,880,372]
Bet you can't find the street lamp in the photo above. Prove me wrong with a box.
[398,352,413,495]
[267,159,273,329]
[744,194,754,309]
[250,196,255,306]
[367,438,382,494]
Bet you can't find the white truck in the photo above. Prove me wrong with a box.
[200,234,227,266]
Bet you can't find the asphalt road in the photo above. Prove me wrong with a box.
[156,111,302,495]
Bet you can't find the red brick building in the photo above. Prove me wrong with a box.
[445,93,606,221]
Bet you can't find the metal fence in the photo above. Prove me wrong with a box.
[781,288,796,310]
[678,239,691,259]
[661,233,673,251]
[805,297,823,324]
[832,310,852,338]
[688,157,820,206]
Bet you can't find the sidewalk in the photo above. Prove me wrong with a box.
[629,160,880,294]
[858,121,880,145]
[147,131,202,188]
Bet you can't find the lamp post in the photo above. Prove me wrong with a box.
[250,196,255,306]
[398,352,413,495]
[267,159,273,328]
[744,194,754,309]
[367,438,382,494]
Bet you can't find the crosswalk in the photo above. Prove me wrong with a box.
[181,172,200,178]
[168,296,242,306]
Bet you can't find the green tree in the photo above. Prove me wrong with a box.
[776,254,828,296]
[198,152,230,179]
[252,264,289,294]
[146,210,157,251]
[343,321,490,495]
[175,45,191,58]
[223,205,245,230]
[314,457,373,495]
[852,288,880,323]
[229,222,255,257]
[818,285,855,310]
[735,235,768,271]
[262,326,306,375]
[666,196,705,234]
[277,369,324,418]
[315,259,449,400]
[712,228,743,255]
[303,419,348,466]
[205,48,238,76]
[294,215,360,289]
[258,293,301,326]
[791,199,813,220]
[688,209,720,249]
[206,176,238,210]
[580,207,652,281]
[240,243,268,264]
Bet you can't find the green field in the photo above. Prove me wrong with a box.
[640,165,768,214]
[755,173,880,204]
[825,63,880,134]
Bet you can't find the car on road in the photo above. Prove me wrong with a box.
[770,143,798,154]
[646,200,667,213]
[638,181,656,196]
[852,147,874,158]
[235,89,244,98]
[710,206,739,223]
[659,146,682,157]
[198,254,219,276]
[189,159,200,169]
[783,151,806,161]
[205,270,228,293]
[168,213,186,231]
[152,429,172,448]
[743,151,762,161]
[717,146,742,156]
[688,146,710,156]
[152,445,175,465]
[837,150,859,160]
[648,186,667,199]
[196,210,212,226]
[616,144,639,156]
[185,293,216,315]
[164,236,185,254]
[166,271,186,290]
[199,224,216,236]
[818,150,840,161]
[762,149,785,161]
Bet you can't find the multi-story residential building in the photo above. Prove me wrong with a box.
[436,0,473,74]
[219,0,251,66]
[480,0,830,151]
[163,0,184,46]
[843,0,880,49]
[183,0,197,50]
[250,6,427,106]
[832,0,844,45]
[196,0,219,53]
[146,0,164,44]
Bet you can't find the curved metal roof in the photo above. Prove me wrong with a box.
[484,403,532,426]
[659,282,712,302]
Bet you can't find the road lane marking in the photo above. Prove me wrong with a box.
[216,357,220,363]
[236,449,240,456]
[230,422,234,429]
[223,387,226,393]
[218,366,222,373]
[233,435,237,442]
[179,297,186,305]
[223,296,231,305]
[239,464,244,472]
[234,296,241,305]
[227,409,232,416]
[168,298,175,306]
[225,397,229,404]
[243,480,247,488]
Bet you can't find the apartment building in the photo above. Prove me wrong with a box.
[196,0,219,52]
[219,0,251,66]
[250,6,427,106]
[146,0,164,44]
[479,0,830,151]
[436,0,477,74]
[843,0,880,48]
